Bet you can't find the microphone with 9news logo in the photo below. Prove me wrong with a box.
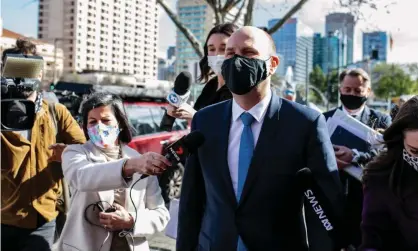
[159,71,192,132]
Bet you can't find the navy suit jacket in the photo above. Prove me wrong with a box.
[177,94,345,251]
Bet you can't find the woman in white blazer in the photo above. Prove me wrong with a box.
[58,93,171,251]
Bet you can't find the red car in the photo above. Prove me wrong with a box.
[124,101,189,154]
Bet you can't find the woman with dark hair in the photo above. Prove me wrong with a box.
[361,95,418,251]
[58,93,170,251]
[167,23,238,119]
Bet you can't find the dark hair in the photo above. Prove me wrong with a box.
[340,68,370,86]
[363,96,418,195]
[15,38,37,55]
[2,38,38,67]
[198,23,239,83]
[81,92,133,144]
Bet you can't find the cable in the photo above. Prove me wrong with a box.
[65,176,141,251]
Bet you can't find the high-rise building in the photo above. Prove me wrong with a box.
[325,13,354,65]
[175,0,244,76]
[313,33,323,70]
[268,18,313,83]
[38,0,159,80]
[313,33,341,74]
[167,46,176,60]
[363,31,388,62]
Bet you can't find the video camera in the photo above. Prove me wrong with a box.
[1,54,44,131]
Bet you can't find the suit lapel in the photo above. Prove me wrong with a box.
[218,100,238,207]
[360,106,372,128]
[239,94,282,207]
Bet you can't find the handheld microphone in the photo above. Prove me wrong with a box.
[160,71,192,132]
[167,71,192,108]
[297,168,345,247]
[140,131,205,180]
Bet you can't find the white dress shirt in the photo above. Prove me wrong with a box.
[227,89,272,195]
[342,105,365,120]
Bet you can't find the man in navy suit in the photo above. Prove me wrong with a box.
[177,26,345,251]
[316,69,391,249]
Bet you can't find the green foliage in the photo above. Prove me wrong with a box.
[372,64,418,98]
[309,65,339,104]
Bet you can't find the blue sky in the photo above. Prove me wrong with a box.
[2,0,417,63]
[2,0,39,37]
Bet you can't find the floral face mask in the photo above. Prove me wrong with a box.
[403,148,418,172]
[87,123,120,149]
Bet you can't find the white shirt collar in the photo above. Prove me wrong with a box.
[342,105,365,117]
[232,89,272,122]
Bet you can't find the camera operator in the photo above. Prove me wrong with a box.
[1,38,86,251]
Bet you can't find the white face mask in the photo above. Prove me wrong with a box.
[403,149,418,172]
[208,55,225,76]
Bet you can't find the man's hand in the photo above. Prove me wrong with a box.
[48,143,67,162]
[99,203,134,231]
[167,103,196,121]
[333,144,353,169]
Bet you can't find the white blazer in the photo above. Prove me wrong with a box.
[57,141,170,251]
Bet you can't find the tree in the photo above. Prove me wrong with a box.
[373,64,418,98]
[157,0,389,58]
[308,65,339,104]
[309,65,327,92]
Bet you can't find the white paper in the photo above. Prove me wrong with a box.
[342,165,363,181]
[326,110,384,181]
[329,109,383,149]
[165,198,179,239]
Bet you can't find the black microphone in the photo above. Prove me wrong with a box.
[297,168,345,248]
[140,131,205,180]
[160,71,192,132]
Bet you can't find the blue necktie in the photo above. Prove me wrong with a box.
[237,112,255,251]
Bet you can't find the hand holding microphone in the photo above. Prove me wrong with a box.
[160,71,193,131]
[123,152,172,177]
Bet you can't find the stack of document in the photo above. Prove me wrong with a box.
[326,109,384,181]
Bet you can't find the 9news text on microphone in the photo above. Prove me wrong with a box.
[298,168,349,250]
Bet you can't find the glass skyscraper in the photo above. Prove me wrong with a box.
[268,18,313,83]
[363,31,388,62]
[313,33,341,74]
[325,13,355,66]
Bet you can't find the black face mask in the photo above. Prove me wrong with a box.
[340,94,368,110]
[221,55,269,95]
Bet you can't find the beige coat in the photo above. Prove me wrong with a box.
[57,141,170,251]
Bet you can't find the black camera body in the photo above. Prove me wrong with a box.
[1,77,41,99]
[1,54,44,131]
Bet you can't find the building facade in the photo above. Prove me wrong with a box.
[269,18,313,83]
[37,0,159,80]
[313,33,341,74]
[1,28,64,86]
[363,31,388,62]
[325,13,354,66]
[167,46,176,60]
[175,0,244,76]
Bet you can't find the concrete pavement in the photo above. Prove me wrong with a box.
[52,232,175,251]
